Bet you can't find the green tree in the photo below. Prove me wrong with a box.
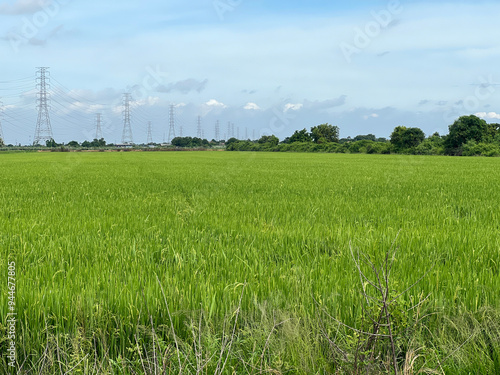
[46,138,58,148]
[288,128,312,143]
[486,123,500,142]
[171,137,189,147]
[258,135,279,146]
[67,140,80,147]
[226,137,238,145]
[89,138,106,147]
[310,123,339,143]
[444,115,489,154]
[390,126,425,151]
[354,134,376,142]
[0,138,4,147]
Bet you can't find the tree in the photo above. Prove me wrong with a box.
[171,137,189,147]
[486,123,500,142]
[46,138,58,148]
[90,138,106,147]
[444,115,489,154]
[390,126,425,150]
[354,134,376,142]
[67,140,80,147]
[226,137,239,146]
[288,128,312,143]
[339,136,353,144]
[310,124,339,143]
[0,138,4,147]
[257,135,279,146]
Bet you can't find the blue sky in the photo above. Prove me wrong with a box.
[0,0,499,144]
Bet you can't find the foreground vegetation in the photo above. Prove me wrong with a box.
[1,152,499,374]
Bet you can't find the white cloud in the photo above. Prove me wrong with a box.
[200,99,227,116]
[303,96,347,111]
[133,96,161,107]
[205,99,226,108]
[284,103,303,112]
[244,102,260,110]
[363,113,379,120]
[475,112,500,120]
[0,0,49,15]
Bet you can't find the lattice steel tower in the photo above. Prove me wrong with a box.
[33,67,53,145]
[121,93,133,144]
[147,121,153,144]
[0,99,4,142]
[197,116,202,138]
[95,113,103,139]
[168,104,175,143]
[215,120,220,141]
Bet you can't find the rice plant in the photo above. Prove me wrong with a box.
[0,152,499,373]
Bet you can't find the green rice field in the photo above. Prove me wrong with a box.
[1,151,499,373]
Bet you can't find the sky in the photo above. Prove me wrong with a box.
[0,0,499,144]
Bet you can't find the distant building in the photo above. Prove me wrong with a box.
[115,143,133,149]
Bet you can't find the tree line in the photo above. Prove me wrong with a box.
[226,115,500,156]
[2,114,498,156]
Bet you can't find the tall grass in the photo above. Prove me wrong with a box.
[0,152,499,373]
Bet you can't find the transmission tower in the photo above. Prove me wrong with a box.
[168,104,176,143]
[215,120,220,141]
[121,93,133,144]
[245,127,248,139]
[197,116,202,138]
[237,126,240,139]
[227,122,231,139]
[0,99,4,142]
[95,113,103,140]
[147,121,153,144]
[180,125,183,138]
[33,67,53,145]
[231,123,235,138]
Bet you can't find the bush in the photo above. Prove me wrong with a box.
[462,141,500,157]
